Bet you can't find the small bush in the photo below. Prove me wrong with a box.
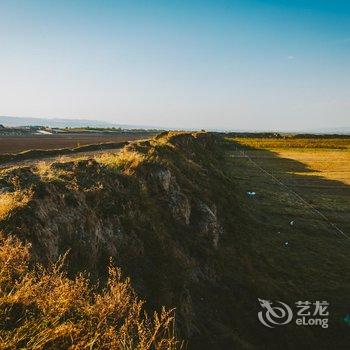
[35,161,74,183]
[0,190,32,220]
[0,233,182,350]
[97,150,146,173]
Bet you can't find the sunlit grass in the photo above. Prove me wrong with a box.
[273,149,350,185]
[229,137,350,185]
[97,149,146,173]
[0,190,32,220]
[231,137,350,149]
[0,233,182,350]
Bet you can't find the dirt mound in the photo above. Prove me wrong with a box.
[0,132,349,349]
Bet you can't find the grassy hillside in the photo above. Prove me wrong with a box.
[0,132,349,349]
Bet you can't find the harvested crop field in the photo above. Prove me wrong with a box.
[0,133,156,154]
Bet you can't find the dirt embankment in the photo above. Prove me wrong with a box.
[0,132,349,349]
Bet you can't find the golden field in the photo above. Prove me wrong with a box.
[231,137,350,185]
[228,137,350,235]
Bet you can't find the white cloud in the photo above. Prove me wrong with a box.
[287,55,295,60]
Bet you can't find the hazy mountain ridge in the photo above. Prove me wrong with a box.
[0,116,154,129]
[310,126,350,134]
[1,116,349,134]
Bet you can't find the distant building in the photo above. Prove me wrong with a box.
[35,130,53,135]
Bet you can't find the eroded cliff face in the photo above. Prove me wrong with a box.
[0,132,234,347]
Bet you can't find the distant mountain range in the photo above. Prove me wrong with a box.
[0,116,349,134]
[309,127,350,135]
[0,116,156,130]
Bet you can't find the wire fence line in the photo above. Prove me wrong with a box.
[234,149,350,240]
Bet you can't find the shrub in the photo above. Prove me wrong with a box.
[97,150,146,173]
[0,233,182,350]
[0,190,33,220]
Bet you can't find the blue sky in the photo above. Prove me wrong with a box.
[0,0,349,131]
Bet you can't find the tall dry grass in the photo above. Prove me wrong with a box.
[97,150,146,173]
[0,233,182,350]
[0,190,32,220]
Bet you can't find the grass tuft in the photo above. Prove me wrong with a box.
[97,149,146,173]
[0,190,33,220]
[0,233,182,350]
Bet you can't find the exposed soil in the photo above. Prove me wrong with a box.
[0,133,156,154]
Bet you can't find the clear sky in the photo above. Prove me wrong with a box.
[0,0,349,131]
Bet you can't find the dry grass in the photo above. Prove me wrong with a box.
[231,137,350,185]
[231,137,350,149]
[0,233,182,350]
[97,150,146,173]
[34,161,76,183]
[35,162,60,181]
[227,136,350,234]
[273,149,350,185]
[0,190,33,220]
